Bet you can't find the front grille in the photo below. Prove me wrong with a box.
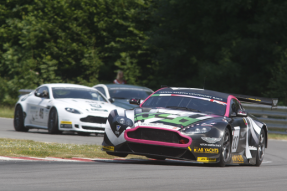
[127,128,189,144]
[80,116,107,124]
[82,126,104,131]
[128,143,186,158]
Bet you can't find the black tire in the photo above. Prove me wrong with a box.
[218,128,231,167]
[14,105,29,132]
[48,108,60,134]
[255,130,266,166]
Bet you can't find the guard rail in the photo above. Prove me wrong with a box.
[242,103,287,134]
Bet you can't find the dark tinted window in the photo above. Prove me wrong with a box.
[52,88,107,102]
[229,99,240,115]
[95,87,106,96]
[108,87,153,99]
[36,86,49,98]
[142,96,226,116]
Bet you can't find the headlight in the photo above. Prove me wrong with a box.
[184,126,212,134]
[116,117,133,127]
[65,108,81,114]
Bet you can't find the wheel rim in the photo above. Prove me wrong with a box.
[222,129,230,162]
[258,132,265,160]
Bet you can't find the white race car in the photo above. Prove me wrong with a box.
[14,83,120,135]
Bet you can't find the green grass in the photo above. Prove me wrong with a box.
[268,133,287,141]
[0,106,14,118]
[0,138,145,159]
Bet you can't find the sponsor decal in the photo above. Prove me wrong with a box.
[243,118,247,125]
[188,147,192,151]
[201,123,213,127]
[102,146,114,151]
[197,157,216,162]
[201,137,221,143]
[247,98,261,102]
[60,121,72,124]
[232,155,244,163]
[200,143,221,147]
[194,147,219,154]
[232,127,240,153]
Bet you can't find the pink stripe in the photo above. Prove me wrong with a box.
[124,126,192,147]
[71,158,95,162]
[7,156,46,161]
[140,87,167,107]
[224,95,240,117]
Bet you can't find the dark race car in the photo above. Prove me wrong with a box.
[102,87,278,167]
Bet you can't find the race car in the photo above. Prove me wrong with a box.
[102,87,278,166]
[93,84,154,109]
[14,83,120,135]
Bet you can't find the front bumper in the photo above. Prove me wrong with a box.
[58,114,107,133]
[102,126,221,163]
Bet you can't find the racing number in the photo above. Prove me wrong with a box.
[232,127,240,153]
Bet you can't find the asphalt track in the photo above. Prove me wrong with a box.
[1,118,287,191]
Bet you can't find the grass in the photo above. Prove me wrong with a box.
[0,106,14,118]
[0,138,146,159]
[268,133,287,141]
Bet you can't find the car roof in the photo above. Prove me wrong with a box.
[157,87,230,102]
[98,84,153,92]
[42,83,94,90]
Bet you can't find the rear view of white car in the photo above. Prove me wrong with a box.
[14,83,119,135]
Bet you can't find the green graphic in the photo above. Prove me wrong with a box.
[135,113,169,121]
[160,116,200,126]
[135,113,201,126]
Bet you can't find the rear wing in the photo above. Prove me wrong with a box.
[232,94,278,107]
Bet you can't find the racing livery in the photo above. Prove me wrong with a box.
[14,83,120,135]
[102,87,278,166]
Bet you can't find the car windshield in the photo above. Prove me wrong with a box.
[52,87,107,102]
[108,87,153,100]
[142,95,226,116]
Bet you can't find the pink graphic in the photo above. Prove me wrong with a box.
[124,126,192,148]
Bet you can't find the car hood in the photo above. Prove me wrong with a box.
[54,99,118,112]
[133,108,221,131]
[112,99,138,109]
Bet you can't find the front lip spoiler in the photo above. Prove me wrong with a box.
[124,126,192,147]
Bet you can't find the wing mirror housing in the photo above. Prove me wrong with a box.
[109,98,115,103]
[129,98,141,105]
[237,110,247,117]
[34,92,41,97]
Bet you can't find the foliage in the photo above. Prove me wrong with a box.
[1,0,287,106]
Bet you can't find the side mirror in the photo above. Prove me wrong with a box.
[237,110,247,117]
[129,98,141,105]
[109,98,115,103]
[34,92,41,97]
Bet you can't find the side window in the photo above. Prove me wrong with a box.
[95,87,106,97]
[229,99,240,115]
[36,86,49,99]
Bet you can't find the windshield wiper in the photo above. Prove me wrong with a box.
[166,106,201,112]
